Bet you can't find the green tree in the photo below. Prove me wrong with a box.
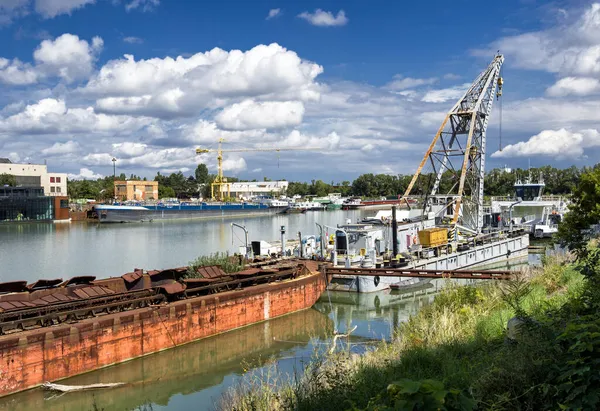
[195,164,209,184]
[557,168,600,256]
[0,173,16,187]
[159,185,176,199]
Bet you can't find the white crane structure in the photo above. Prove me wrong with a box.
[401,54,504,233]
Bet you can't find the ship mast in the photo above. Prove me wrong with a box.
[402,54,504,233]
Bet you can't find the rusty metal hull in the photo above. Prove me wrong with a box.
[0,262,327,398]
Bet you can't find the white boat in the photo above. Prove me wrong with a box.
[327,210,529,293]
[490,174,568,235]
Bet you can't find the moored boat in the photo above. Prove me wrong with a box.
[94,202,275,223]
[0,260,327,397]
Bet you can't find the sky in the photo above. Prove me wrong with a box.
[0,0,599,182]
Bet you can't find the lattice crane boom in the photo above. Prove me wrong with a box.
[401,54,504,233]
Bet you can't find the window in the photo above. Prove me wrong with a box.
[56,177,61,183]
[145,185,153,191]
[60,199,68,208]
[56,187,61,193]
[50,177,55,183]
[50,187,55,192]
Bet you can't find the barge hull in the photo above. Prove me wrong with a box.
[96,207,276,223]
[330,234,529,292]
[0,269,326,397]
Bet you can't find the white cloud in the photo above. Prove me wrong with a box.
[68,167,103,180]
[421,83,470,103]
[85,43,322,118]
[33,33,103,83]
[266,8,280,20]
[7,152,20,163]
[41,140,80,155]
[546,77,600,96]
[298,9,348,27]
[0,33,101,85]
[0,57,38,85]
[491,128,600,159]
[123,36,143,44]
[474,4,600,77]
[215,100,305,130]
[267,130,341,150]
[419,111,446,128]
[125,0,159,12]
[112,142,147,157]
[0,0,29,25]
[443,73,461,80]
[34,0,95,18]
[501,97,600,132]
[385,75,437,91]
[0,98,153,134]
[222,157,247,172]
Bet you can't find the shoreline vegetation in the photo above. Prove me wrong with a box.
[220,250,600,410]
[221,166,600,411]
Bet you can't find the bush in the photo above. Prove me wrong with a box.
[186,252,244,277]
[354,378,475,411]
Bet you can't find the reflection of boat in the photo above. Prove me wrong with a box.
[279,206,306,214]
[390,278,432,291]
[313,290,437,337]
[0,308,332,411]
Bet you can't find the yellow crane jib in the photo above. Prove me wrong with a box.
[194,142,322,201]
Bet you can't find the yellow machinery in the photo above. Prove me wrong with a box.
[418,227,448,248]
[195,138,320,200]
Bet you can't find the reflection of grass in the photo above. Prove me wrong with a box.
[221,253,589,410]
[185,252,244,278]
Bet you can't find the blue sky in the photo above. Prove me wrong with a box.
[0,0,598,182]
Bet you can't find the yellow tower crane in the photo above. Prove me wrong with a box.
[195,138,321,200]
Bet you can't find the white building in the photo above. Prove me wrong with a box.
[0,159,68,196]
[228,181,289,199]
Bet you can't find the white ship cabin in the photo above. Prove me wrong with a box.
[490,175,568,233]
[334,223,387,266]
[334,210,438,266]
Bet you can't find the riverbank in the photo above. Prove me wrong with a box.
[222,250,599,410]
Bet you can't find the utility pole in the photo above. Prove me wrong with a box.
[112,157,117,202]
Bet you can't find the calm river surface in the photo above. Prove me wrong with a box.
[0,211,532,411]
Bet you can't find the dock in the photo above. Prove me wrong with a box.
[324,267,515,281]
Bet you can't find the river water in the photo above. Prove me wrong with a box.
[0,211,532,411]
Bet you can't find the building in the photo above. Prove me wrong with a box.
[0,186,69,222]
[0,159,68,196]
[114,180,158,201]
[227,181,289,200]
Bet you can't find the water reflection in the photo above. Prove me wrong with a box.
[0,210,365,283]
[0,308,332,411]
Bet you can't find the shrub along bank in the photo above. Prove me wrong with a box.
[222,248,600,410]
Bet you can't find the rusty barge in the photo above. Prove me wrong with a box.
[0,260,327,397]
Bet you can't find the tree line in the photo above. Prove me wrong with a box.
[51,163,600,201]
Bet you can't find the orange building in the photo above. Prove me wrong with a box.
[114,180,159,201]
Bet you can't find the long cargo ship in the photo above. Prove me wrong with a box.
[0,259,327,397]
[93,202,276,223]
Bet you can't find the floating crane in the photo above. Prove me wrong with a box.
[195,138,321,200]
[401,54,504,233]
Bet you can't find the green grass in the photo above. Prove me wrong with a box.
[185,252,245,278]
[220,253,590,410]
